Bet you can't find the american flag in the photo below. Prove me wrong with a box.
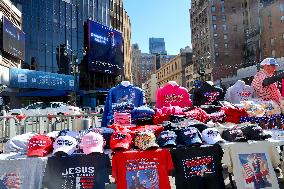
[240,156,254,184]
[145,169,159,188]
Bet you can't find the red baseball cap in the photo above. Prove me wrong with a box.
[27,135,53,157]
[110,131,133,151]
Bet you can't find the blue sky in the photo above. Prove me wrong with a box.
[124,0,191,55]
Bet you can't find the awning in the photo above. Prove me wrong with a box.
[16,90,69,97]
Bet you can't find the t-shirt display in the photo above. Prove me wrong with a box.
[222,142,280,189]
[171,145,226,189]
[112,149,174,189]
[0,158,46,189]
[193,81,224,106]
[156,83,192,108]
[225,80,254,104]
[43,154,111,189]
[102,83,144,127]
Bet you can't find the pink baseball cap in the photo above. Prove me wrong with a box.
[80,132,105,154]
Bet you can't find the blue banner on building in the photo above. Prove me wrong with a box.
[10,68,75,91]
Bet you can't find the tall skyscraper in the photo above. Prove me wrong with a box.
[132,44,156,87]
[149,37,167,55]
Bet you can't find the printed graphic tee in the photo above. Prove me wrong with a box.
[193,82,224,106]
[43,154,111,189]
[0,157,46,189]
[156,83,192,108]
[102,84,145,127]
[225,80,254,104]
[170,145,225,189]
[112,149,174,189]
[222,142,280,189]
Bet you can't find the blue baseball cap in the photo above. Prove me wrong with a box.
[260,58,279,66]
[179,127,202,146]
[157,131,177,147]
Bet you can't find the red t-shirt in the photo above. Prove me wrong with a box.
[112,149,174,189]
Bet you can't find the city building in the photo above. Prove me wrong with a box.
[185,60,195,92]
[242,0,260,68]
[155,54,176,70]
[139,53,156,87]
[142,74,157,105]
[156,51,192,88]
[260,0,284,60]
[123,9,132,82]
[11,0,131,108]
[190,0,244,81]
[0,0,24,107]
[149,37,167,55]
[132,44,156,87]
[131,43,141,86]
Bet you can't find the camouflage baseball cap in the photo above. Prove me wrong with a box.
[134,130,159,150]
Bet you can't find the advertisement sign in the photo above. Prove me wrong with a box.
[1,16,25,60]
[88,20,123,75]
[10,68,75,91]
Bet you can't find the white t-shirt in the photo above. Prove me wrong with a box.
[225,81,254,104]
[222,141,280,189]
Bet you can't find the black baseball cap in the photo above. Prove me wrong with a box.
[178,127,203,146]
[221,127,247,142]
[241,124,271,140]
[157,131,177,148]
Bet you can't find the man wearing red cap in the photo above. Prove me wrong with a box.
[252,58,284,105]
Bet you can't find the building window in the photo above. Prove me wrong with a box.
[213,24,217,30]
[272,50,276,57]
[224,34,228,40]
[280,3,284,12]
[223,24,227,31]
[211,6,216,12]
[281,16,284,22]
[271,38,275,46]
[221,5,225,12]
[222,15,226,22]
[214,44,218,48]
[232,7,236,13]
[233,25,238,31]
[212,15,217,21]
[283,33,284,39]
[214,33,218,37]
[235,43,239,49]
[224,43,228,48]
[215,52,219,57]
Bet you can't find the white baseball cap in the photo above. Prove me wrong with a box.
[202,128,224,144]
[260,58,279,66]
[53,135,78,156]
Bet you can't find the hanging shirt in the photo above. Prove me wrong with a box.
[225,80,254,104]
[112,149,174,189]
[193,82,224,106]
[0,157,46,189]
[43,154,111,189]
[102,84,145,127]
[156,83,192,108]
[170,145,226,189]
[252,70,281,105]
[222,141,280,189]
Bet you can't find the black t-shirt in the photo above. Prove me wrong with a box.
[43,154,111,189]
[193,82,224,106]
[170,145,225,189]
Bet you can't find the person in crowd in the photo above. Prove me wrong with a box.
[252,58,284,105]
